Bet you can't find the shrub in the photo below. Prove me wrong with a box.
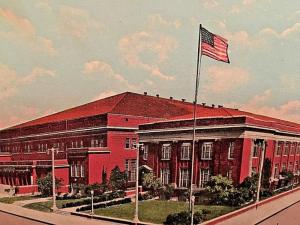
[159,184,174,200]
[142,173,162,196]
[37,173,62,196]
[109,166,127,191]
[76,197,132,212]
[164,211,204,225]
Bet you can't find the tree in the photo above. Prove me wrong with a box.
[37,173,62,196]
[238,174,258,202]
[142,173,162,196]
[109,166,127,191]
[205,175,235,205]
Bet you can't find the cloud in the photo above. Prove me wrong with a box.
[118,31,177,80]
[0,63,56,101]
[0,8,56,55]
[58,5,103,39]
[146,14,181,29]
[203,0,219,9]
[82,60,135,89]
[204,66,250,94]
[225,90,300,123]
[21,67,56,83]
[260,23,300,39]
[279,74,300,91]
[92,91,118,101]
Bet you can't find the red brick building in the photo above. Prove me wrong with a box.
[0,92,299,194]
[138,105,300,188]
[0,92,199,194]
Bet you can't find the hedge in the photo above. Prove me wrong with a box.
[61,190,125,208]
[76,197,131,212]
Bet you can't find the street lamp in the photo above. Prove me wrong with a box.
[133,143,144,224]
[47,147,58,211]
[91,189,94,215]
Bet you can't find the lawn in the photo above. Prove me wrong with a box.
[23,198,88,212]
[93,200,237,224]
[0,195,41,204]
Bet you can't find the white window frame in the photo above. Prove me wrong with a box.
[200,168,210,187]
[274,164,279,178]
[161,144,171,160]
[125,138,131,149]
[284,143,289,156]
[281,163,287,172]
[179,169,190,188]
[132,138,137,149]
[180,143,191,160]
[160,168,170,185]
[276,142,281,156]
[70,164,74,177]
[201,142,213,160]
[228,142,235,159]
[80,164,84,177]
[143,145,148,160]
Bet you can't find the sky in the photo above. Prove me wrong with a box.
[0,0,299,129]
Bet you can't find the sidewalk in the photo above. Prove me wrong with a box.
[13,196,51,206]
[0,202,121,225]
[202,186,300,225]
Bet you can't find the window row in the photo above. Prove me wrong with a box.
[275,142,300,156]
[158,142,236,161]
[0,137,105,153]
[273,161,299,178]
[70,162,85,178]
[160,168,217,188]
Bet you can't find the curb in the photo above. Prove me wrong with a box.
[0,208,54,225]
[71,212,161,225]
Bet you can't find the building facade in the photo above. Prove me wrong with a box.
[0,92,197,194]
[138,109,300,188]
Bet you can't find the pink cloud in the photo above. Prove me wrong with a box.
[118,31,177,80]
[204,66,250,94]
[0,7,56,55]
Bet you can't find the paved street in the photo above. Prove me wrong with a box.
[0,211,50,225]
[256,201,300,225]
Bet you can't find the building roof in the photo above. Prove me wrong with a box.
[7,92,193,130]
[3,91,300,134]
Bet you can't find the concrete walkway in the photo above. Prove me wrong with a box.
[13,196,51,206]
[202,187,300,225]
[0,202,121,225]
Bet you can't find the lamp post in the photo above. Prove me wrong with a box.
[133,143,144,224]
[91,189,94,215]
[47,147,58,211]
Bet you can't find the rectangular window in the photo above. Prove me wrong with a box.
[74,164,79,177]
[281,163,287,172]
[125,159,136,182]
[70,164,74,177]
[180,143,191,160]
[284,143,289,156]
[295,161,299,174]
[125,138,130,149]
[228,142,235,159]
[132,138,137,149]
[160,168,170,185]
[252,167,257,175]
[274,164,279,178]
[200,168,210,187]
[290,144,295,155]
[288,162,294,171]
[161,144,171,160]
[179,169,190,188]
[276,142,281,156]
[227,168,233,180]
[143,145,148,160]
[80,164,84,177]
[201,142,213,160]
[297,144,300,155]
[252,143,259,157]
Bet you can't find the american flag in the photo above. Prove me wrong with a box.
[201,26,230,63]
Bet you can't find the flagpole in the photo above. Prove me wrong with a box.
[189,23,203,225]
